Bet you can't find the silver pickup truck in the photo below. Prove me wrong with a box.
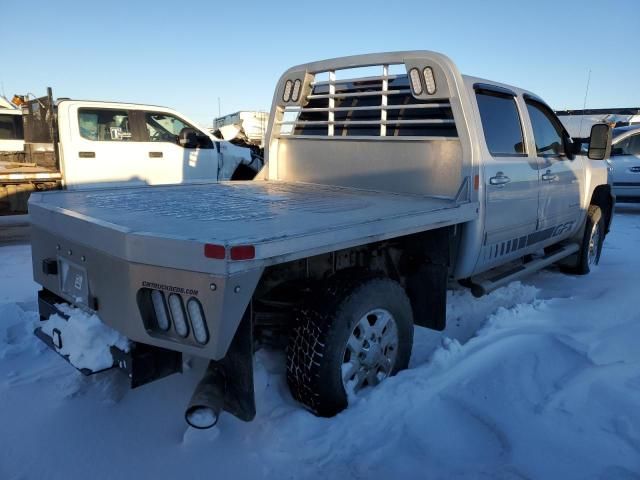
[29,51,614,428]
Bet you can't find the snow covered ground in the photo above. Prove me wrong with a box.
[1,205,639,479]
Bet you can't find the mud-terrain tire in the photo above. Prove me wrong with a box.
[286,272,413,417]
[570,205,604,275]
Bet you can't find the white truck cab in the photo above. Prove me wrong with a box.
[57,100,246,188]
[0,91,259,214]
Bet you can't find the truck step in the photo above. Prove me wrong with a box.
[468,243,580,297]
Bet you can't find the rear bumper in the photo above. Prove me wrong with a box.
[31,226,262,360]
[36,289,183,387]
[38,288,257,422]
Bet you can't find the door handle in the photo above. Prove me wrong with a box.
[489,172,511,186]
[78,151,95,158]
[541,170,558,182]
[149,151,163,158]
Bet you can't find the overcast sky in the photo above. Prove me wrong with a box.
[3,0,638,125]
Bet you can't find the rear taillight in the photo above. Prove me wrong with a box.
[150,290,170,331]
[205,244,255,260]
[230,245,255,260]
[168,294,189,337]
[187,298,209,344]
[139,289,210,346]
[204,244,225,259]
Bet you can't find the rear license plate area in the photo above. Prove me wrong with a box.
[58,257,89,307]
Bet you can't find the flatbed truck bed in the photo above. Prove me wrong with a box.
[29,180,478,275]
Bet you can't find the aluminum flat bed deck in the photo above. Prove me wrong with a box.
[29,181,479,275]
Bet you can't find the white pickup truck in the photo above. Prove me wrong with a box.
[29,51,614,428]
[0,89,260,214]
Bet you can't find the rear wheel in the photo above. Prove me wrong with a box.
[286,273,413,417]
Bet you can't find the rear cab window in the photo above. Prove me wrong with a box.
[0,113,24,140]
[475,88,526,156]
[78,109,131,141]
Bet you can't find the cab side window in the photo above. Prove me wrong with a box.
[143,112,213,149]
[476,91,526,156]
[525,100,565,157]
[612,134,640,156]
[78,109,131,141]
[145,112,191,143]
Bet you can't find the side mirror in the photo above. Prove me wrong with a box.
[178,127,199,149]
[587,123,612,160]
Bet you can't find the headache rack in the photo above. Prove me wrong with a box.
[276,63,458,140]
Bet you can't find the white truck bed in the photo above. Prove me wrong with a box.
[0,161,61,181]
[28,181,478,275]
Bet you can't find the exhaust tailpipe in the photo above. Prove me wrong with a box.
[185,362,225,429]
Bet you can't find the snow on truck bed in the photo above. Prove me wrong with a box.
[29,181,478,271]
[2,205,640,479]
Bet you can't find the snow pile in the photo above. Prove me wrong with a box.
[0,204,639,479]
[0,244,38,304]
[0,302,40,359]
[39,304,130,372]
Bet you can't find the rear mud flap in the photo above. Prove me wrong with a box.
[218,310,256,421]
[184,310,256,426]
[36,289,182,388]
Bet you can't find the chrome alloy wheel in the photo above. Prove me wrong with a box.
[587,221,601,266]
[341,308,399,393]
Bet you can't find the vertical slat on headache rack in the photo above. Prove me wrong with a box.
[381,65,388,137]
[328,70,335,137]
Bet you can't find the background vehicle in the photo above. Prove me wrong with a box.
[0,89,262,215]
[557,107,640,138]
[610,125,640,202]
[28,51,614,429]
[212,110,268,149]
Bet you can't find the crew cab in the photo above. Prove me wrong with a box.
[28,51,614,428]
[0,89,260,214]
